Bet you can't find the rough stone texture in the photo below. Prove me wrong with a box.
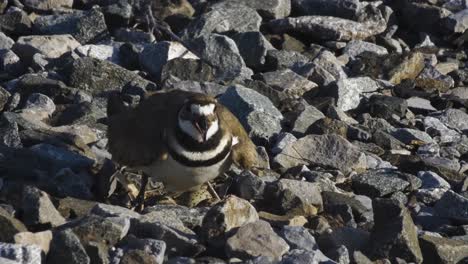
[292,105,325,136]
[274,134,367,173]
[278,226,318,251]
[419,235,468,264]
[0,10,32,36]
[47,229,90,264]
[0,32,14,49]
[328,77,383,111]
[21,186,66,227]
[415,66,455,92]
[228,0,291,19]
[23,0,73,11]
[433,108,468,131]
[13,231,52,254]
[390,128,434,145]
[233,32,275,71]
[388,52,425,84]
[291,0,361,19]
[352,170,410,198]
[0,208,27,243]
[344,40,388,58]
[445,9,468,33]
[280,249,336,264]
[226,220,290,261]
[370,198,423,264]
[277,179,323,216]
[69,215,129,248]
[0,242,42,264]
[0,116,22,148]
[434,190,468,220]
[13,35,80,62]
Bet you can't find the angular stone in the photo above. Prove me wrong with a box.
[319,227,369,254]
[23,0,73,11]
[0,116,21,148]
[182,2,261,39]
[292,105,324,136]
[419,235,468,264]
[0,32,14,50]
[415,66,455,93]
[13,35,80,62]
[368,95,408,119]
[90,203,140,220]
[13,231,52,254]
[265,49,310,70]
[352,170,410,198]
[201,196,259,248]
[218,85,282,143]
[278,179,323,216]
[433,108,468,131]
[370,198,423,263]
[390,128,434,145]
[143,205,208,230]
[400,1,451,33]
[0,10,32,36]
[33,9,108,44]
[117,236,166,264]
[417,171,451,190]
[139,41,198,80]
[75,44,121,64]
[322,191,373,224]
[388,52,425,84]
[280,249,336,264]
[268,15,386,42]
[343,40,388,58]
[445,9,468,33]
[0,242,41,264]
[48,229,90,264]
[278,226,318,251]
[22,93,56,120]
[226,220,289,261]
[274,134,367,173]
[291,0,361,19]
[226,0,291,19]
[328,77,382,111]
[233,171,271,201]
[434,190,468,221]
[189,34,253,81]
[233,32,275,71]
[0,49,24,77]
[0,207,27,243]
[407,97,437,113]
[272,132,297,155]
[30,144,94,171]
[161,58,214,83]
[424,116,460,143]
[69,215,129,247]
[21,186,66,227]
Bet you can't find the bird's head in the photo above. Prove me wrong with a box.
[178,96,219,143]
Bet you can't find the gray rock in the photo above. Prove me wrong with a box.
[433,108,468,132]
[407,97,436,113]
[273,134,367,173]
[399,1,451,33]
[415,66,455,93]
[0,117,21,148]
[352,170,410,198]
[447,87,468,99]
[30,144,94,171]
[65,57,156,96]
[0,32,14,49]
[113,28,155,44]
[135,210,192,234]
[234,171,271,201]
[388,52,426,85]
[322,191,373,224]
[292,105,324,136]
[201,195,258,248]
[265,49,310,70]
[419,155,464,183]
[90,203,141,220]
[75,44,121,64]
[0,10,32,36]
[311,50,347,81]
[48,229,90,264]
[33,9,108,44]
[226,220,289,261]
[434,190,468,220]
[326,106,358,125]
[343,40,388,58]
[424,116,460,143]
[280,249,337,264]
[368,95,408,119]
[233,32,275,71]
[370,198,423,264]
[218,85,282,143]
[445,9,468,33]
[419,235,468,264]
[161,58,214,83]
[226,0,291,19]
[390,128,434,145]
[139,41,198,80]
[0,49,24,76]
[0,242,41,264]
[319,227,369,254]
[21,185,66,227]
[0,207,27,243]
[329,77,383,111]
[116,236,166,264]
[277,179,323,215]
[190,34,253,81]
[272,132,297,155]
[143,204,208,230]
[416,171,451,190]
[23,0,72,11]
[278,226,318,251]
[13,35,80,62]
[22,93,56,120]
[268,15,386,42]
[0,86,9,112]
[291,0,361,19]
[182,2,261,39]
[163,80,226,97]
[256,69,318,102]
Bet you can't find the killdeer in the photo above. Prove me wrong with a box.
[107,90,258,208]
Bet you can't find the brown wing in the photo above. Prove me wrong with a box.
[107,90,196,167]
[216,104,258,170]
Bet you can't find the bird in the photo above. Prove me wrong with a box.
[106,89,258,209]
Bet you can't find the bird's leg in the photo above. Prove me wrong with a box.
[207,181,221,202]
[134,172,149,212]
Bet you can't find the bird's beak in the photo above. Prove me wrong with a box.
[193,118,209,141]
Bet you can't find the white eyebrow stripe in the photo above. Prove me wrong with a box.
[191,104,215,116]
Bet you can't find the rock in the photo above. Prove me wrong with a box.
[390,128,434,145]
[388,52,425,84]
[218,85,282,143]
[0,207,27,243]
[13,35,80,63]
[0,86,9,112]
[268,15,386,42]
[234,171,271,201]
[0,49,24,77]
[309,50,348,81]
[368,95,408,119]
[432,108,468,132]
[273,134,367,173]
[64,57,156,96]
[434,190,468,221]
[47,229,90,264]
[143,205,208,230]
[33,9,108,44]
[75,44,121,64]
[139,41,198,80]
[13,231,52,254]
[277,179,323,216]
[423,116,460,143]
[328,77,383,111]
[417,171,451,190]
[415,66,455,93]
[90,203,140,220]
[69,215,129,248]
[278,226,318,251]
[113,28,154,44]
[400,1,451,33]
[370,198,423,264]
[182,2,261,39]
[225,220,289,261]
[351,170,410,198]
[322,191,373,224]
[134,210,191,234]
[201,195,259,248]
[255,69,318,102]
[292,105,325,136]
[117,236,166,264]
[161,58,214,83]
[265,49,310,71]
[319,227,370,254]
[419,155,464,183]
[445,9,468,33]
[0,32,14,49]
[228,0,291,19]
[280,249,336,264]
[21,186,66,228]
[189,34,253,81]
[272,132,297,155]
[30,144,94,171]
[343,40,388,58]
[0,10,32,36]
[407,97,436,114]
[233,32,275,71]
[22,93,56,120]
[291,0,361,19]
[419,235,468,264]
[0,242,41,264]
[0,116,21,148]
[23,0,73,11]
